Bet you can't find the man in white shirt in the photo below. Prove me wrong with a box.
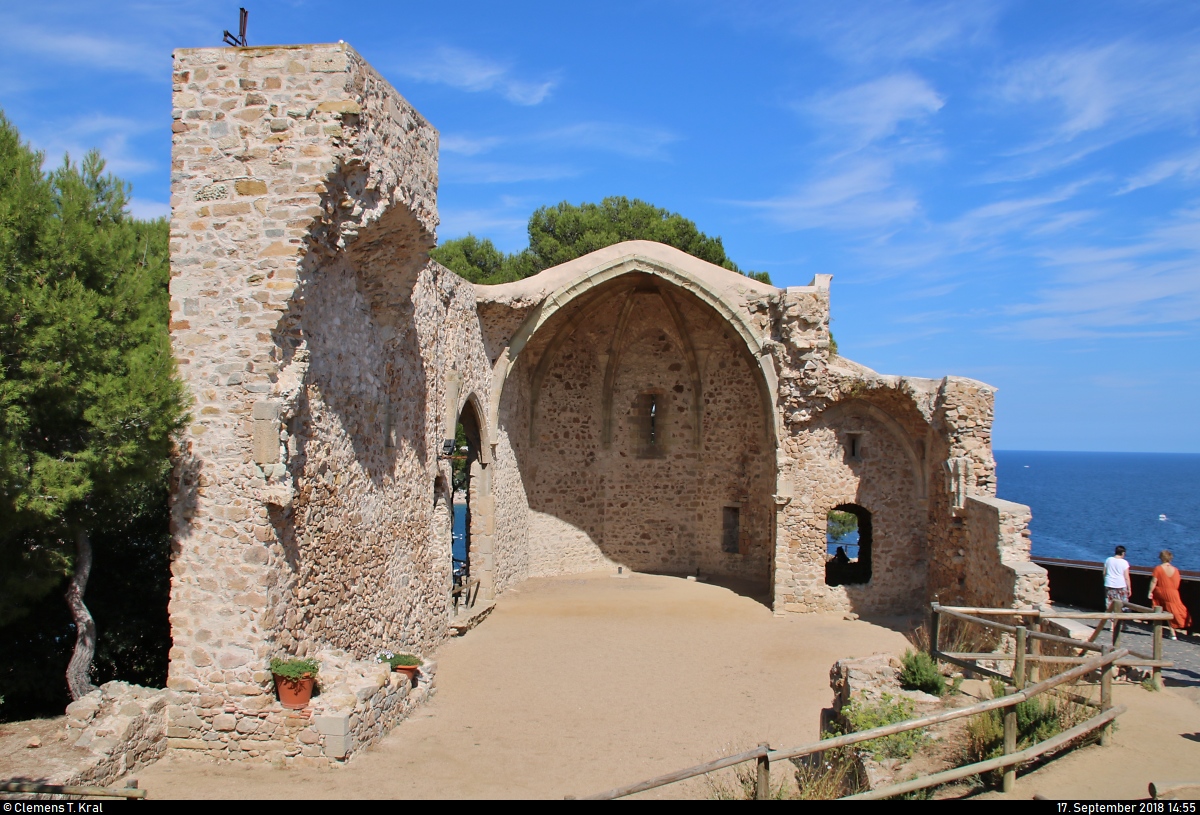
[1102,545,1132,646]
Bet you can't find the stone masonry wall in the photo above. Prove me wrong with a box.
[962,495,1050,609]
[167,43,507,764]
[165,40,1044,778]
[510,281,774,583]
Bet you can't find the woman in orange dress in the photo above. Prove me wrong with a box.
[1148,550,1192,639]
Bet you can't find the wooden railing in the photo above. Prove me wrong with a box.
[577,604,1138,800]
[932,602,1175,688]
[1,779,147,799]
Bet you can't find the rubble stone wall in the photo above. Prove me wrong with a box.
[164,39,1045,768]
[62,683,168,787]
[962,495,1050,609]
[167,43,504,764]
[509,281,774,583]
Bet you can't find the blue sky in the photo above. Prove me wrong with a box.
[2,1,1198,453]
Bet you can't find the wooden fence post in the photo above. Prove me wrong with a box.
[1002,626,1027,793]
[1028,615,1041,683]
[1152,606,1163,688]
[1100,645,1113,747]
[929,603,941,662]
[756,743,770,800]
[1014,626,1027,691]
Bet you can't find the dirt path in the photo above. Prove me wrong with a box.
[130,572,913,799]
[974,680,1200,801]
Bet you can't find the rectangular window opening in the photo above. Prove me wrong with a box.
[722,506,740,554]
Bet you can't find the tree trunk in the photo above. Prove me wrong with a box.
[65,528,97,700]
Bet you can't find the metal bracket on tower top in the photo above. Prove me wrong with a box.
[223,8,248,47]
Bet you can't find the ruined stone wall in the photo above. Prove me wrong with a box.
[777,404,928,615]
[167,43,505,764]
[924,378,1004,605]
[509,281,773,583]
[961,495,1050,609]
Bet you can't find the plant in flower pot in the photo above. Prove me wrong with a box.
[376,651,423,683]
[270,657,320,709]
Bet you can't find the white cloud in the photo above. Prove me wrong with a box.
[30,113,158,177]
[1002,205,1200,338]
[999,41,1200,146]
[804,73,944,149]
[127,197,170,220]
[1120,148,1200,194]
[743,0,999,66]
[440,134,504,156]
[735,157,921,231]
[437,206,529,251]
[393,46,556,106]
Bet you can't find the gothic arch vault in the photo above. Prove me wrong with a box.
[485,247,781,593]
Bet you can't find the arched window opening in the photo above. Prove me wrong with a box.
[634,391,666,458]
[451,402,484,612]
[825,504,872,586]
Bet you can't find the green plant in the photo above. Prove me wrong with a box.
[839,693,926,760]
[1140,676,1161,692]
[899,649,946,697]
[963,678,1091,780]
[376,651,422,669]
[792,743,866,800]
[269,657,319,681]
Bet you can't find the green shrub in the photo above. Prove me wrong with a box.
[964,678,1090,778]
[793,744,866,799]
[269,657,320,681]
[899,650,946,697]
[383,653,422,669]
[841,693,926,760]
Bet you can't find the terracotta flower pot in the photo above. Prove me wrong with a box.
[393,664,420,683]
[273,674,316,709]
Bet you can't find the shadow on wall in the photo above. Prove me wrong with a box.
[501,272,775,603]
[260,174,438,654]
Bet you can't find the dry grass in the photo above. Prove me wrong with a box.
[909,619,1001,656]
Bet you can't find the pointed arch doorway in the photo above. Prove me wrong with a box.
[451,396,494,614]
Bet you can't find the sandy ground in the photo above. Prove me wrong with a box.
[974,679,1200,801]
[130,572,915,799]
[10,569,1185,800]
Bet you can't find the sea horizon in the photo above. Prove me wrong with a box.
[995,450,1200,570]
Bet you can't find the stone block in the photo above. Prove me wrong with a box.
[235,179,268,196]
[213,714,237,732]
[313,714,350,737]
[323,734,350,758]
[316,100,362,115]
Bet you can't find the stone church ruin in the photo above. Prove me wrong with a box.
[165,43,1049,764]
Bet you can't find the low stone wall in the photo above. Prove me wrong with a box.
[166,650,437,766]
[962,495,1049,609]
[61,682,168,787]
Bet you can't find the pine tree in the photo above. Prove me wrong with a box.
[0,112,187,699]
[431,196,772,285]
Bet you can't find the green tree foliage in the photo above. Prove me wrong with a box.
[0,111,187,702]
[826,510,858,542]
[431,197,772,285]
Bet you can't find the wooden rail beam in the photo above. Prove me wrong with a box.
[0,781,147,799]
[844,705,1125,801]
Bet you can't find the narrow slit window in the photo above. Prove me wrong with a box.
[635,392,666,458]
[846,433,862,461]
[722,506,740,554]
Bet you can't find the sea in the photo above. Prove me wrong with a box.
[995,451,1200,570]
